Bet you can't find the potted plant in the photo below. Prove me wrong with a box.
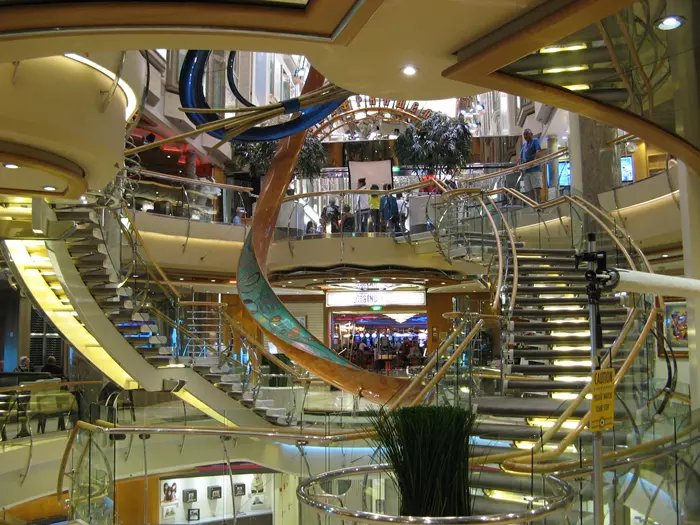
[369,405,477,517]
[232,135,328,179]
[394,112,472,178]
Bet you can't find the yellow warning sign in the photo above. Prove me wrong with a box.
[590,368,615,432]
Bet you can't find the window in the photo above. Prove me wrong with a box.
[29,308,63,370]
[620,155,634,182]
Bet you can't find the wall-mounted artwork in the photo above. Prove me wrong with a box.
[187,508,200,522]
[665,302,688,347]
[183,489,198,504]
[207,486,222,500]
[161,503,177,521]
[664,302,689,357]
[251,473,264,494]
[162,482,178,502]
[233,483,246,497]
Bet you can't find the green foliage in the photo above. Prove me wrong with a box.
[232,135,328,179]
[368,405,477,517]
[394,112,472,174]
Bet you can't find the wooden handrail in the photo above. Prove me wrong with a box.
[455,148,569,184]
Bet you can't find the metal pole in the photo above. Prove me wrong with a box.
[587,232,604,525]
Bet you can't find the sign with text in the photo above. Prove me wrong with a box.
[326,291,426,308]
[590,368,615,432]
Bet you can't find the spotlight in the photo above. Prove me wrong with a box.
[3,163,19,169]
[656,15,684,30]
[401,65,418,76]
[43,186,57,191]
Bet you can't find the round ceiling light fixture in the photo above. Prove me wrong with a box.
[43,185,57,191]
[401,65,418,76]
[3,163,19,169]
[656,15,685,30]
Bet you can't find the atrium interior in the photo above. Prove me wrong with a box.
[0,1,699,524]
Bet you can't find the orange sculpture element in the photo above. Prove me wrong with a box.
[240,67,415,405]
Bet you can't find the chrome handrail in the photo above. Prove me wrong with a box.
[297,463,575,525]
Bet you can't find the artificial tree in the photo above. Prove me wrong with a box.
[394,112,472,176]
[369,405,477,517]
[232,134,328,179]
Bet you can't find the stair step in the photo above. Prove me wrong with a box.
[512,320,625,331]
[514,265,584,274]
[54,209,99,223]
[517,248,576,256]
[509,286,588,295]
[215,382,243,393]
[65,228,104,242]
[514,256,574,265]
[474,396,628,419]
[512,307,628,318]
[116,324,154,335]
[510,275,587,283]
[511,364,647,375]
[507,379,590,392]
[67,244,107,255]
[97,298,133,309]
[513,349,592,359]
[513,333,618,345]
[268,415,297,426]
[516,296,620,306]
[109,312,150,322]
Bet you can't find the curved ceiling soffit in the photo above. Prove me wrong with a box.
[441,70,700,178]
[440,0,700,177]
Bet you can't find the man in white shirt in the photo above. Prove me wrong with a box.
[353,178,369,232]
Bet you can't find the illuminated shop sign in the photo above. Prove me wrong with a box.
[326,291,426,307]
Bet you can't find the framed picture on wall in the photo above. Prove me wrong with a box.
[233,483,246,497]
[161,504,177,521]
[665,302,688,348]
[183,489,198,504]
[664,301,689,358]
[187,508,200,522]
[207,486,222,500]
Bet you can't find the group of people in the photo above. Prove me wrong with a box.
[319,179,407,235]
[9,355,63,375]
[344,336,424,371]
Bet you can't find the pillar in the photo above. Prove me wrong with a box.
[666,0,700,412]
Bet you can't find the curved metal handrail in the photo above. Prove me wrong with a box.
[283,179,449,202]
[456,148,569,185]
[485,194,518,313]
[297,463,575,525]
[474,196,502,313]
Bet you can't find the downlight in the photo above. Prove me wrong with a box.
[401,65,418,76]
[3,163,19,169]
[43,186,57,191]
[656,15,685,30]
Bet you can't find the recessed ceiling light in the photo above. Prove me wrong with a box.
[441,282,446,285]
[391,277,396,280]
[179,278,184,281]
[313,279,318,282]
[656,15,684,30]
[401,65,418,76]
[3,163,19,169]
[662,254,669,258]
[211,279,216,282]
[282,285,286,288]
[287,281,293,284]
[43,186,57,191]
[167,155,171,158]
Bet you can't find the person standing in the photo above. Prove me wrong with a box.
[382,184,400,234]
[519,128,544,202]
[353,178,370,233]
[368,184,381,233]
[321,197,340,233]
